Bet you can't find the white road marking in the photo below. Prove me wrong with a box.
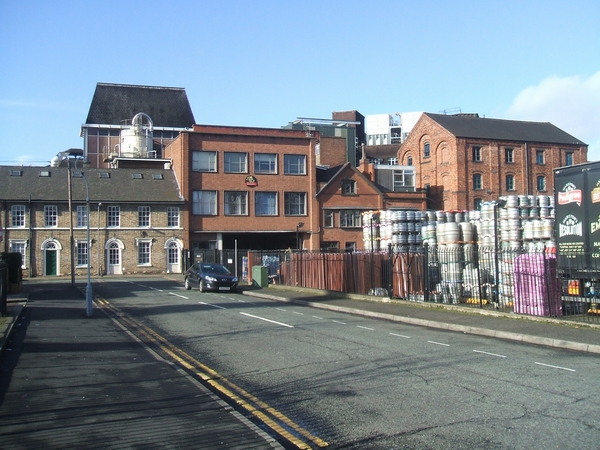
[428,341,450,347]
[389,333,411,339]
[357,326,374,331]
[473,350,506,358]
[240,312,294,328]
[332,320,346,325]
[293,311,304,316]
[312,316,324,320]
[199,301,226,309]
[149,287,162,291]
[534,362,576,372]
[169,292,189,299]
[277,308,287,312]
[138,284,147,288]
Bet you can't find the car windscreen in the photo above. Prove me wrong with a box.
[201,264,231,275]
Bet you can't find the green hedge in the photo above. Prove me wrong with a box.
[1,252,22,284]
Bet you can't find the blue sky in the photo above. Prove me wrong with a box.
[1,0,600,164]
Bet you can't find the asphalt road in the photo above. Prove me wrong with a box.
[95,277,600,449]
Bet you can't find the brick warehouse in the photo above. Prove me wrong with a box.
[398,113,588,211]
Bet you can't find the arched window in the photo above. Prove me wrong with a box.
[537,175,546,192]
[506,175,515,191]
[473,173,483,190]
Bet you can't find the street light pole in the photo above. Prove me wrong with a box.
[74,162,93,317]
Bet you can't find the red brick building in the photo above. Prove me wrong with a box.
[165,125,323,251]
[398,113,588,211]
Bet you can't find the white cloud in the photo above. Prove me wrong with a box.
[506,72,600,160]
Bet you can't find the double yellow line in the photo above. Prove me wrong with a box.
[95,297,328,449]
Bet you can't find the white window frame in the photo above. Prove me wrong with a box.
[9,239,27,268]
[342,180,356,195]
[11,205,25,228]
[284,192,306,216]
[136,238,152,266]
[44,205,58,228]
[107,206,120,228]
[138,206,151,227]
[192,151,217,172]
[506,175,515,191]
[284,154,306,175]
[76,205,88,228]
[254,153,277,174]
[224,152,248,173]
[167,207,180,227]
[192,190,217,215]
[224,191,248,216]
[340,210,362,228]
[75,239,90,267]
[473,174,483,191]
[323,210,334,228]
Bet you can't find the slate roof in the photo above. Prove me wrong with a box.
[0,166,184,204]
[425,113,587,146]
[85,83,195,128]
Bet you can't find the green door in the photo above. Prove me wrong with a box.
[45,250,57,276]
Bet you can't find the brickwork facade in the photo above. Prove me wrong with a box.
[399,114,588,211]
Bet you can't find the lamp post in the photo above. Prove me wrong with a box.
[73,162,93,317]
[296,222,304,250]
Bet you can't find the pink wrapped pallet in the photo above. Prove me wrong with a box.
[513,254,563,317]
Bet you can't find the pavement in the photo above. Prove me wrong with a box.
[0,277,599,449]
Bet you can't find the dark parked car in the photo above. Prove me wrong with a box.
[184,263,238,292]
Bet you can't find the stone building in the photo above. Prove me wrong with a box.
[0,164,185,277]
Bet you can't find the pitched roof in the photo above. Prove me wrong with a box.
[425,113,587,146]
[85,83,195,128]
[0,166,183,204]
[316,162,383,196]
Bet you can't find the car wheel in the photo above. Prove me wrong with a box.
[184,278,192,290]
[199,280,205,292]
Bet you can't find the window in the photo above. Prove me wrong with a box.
[11,205,25,227]
[152,173,163,180]
[345,242,356,251]
[342,179,356,195]
[340,210,362,228]
[472,146,482,162]
[224,152,247,173]
[192,151,217,172]
[536,149,545,165]
[407,156,413,166]
[167,207,180,227]
[44,205,58,227]
[255,192,277,216]
[321,241,340,251]
[138,206,151,227]
[224,191,248,215]
[473,198,483,210]
[565,152,574,166]
[107,206,120,227]
[423,142,430,158]
[506,175,515,191]
[505,148,514,163]
[284,192,306,216]
[10,170,22,176]
[394,170,415,191]
[77,205,88,228]
[138,240,151,265]
[323,210,333,228]
[192,190,217,215]
[387,157,398,165]
[537,176,546,192]
[284,154,306,175]
[254,153,277,174]
[132,173,143,179]
[473,174,482,190]
[76,241,89,266]
[9,240,27,268]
